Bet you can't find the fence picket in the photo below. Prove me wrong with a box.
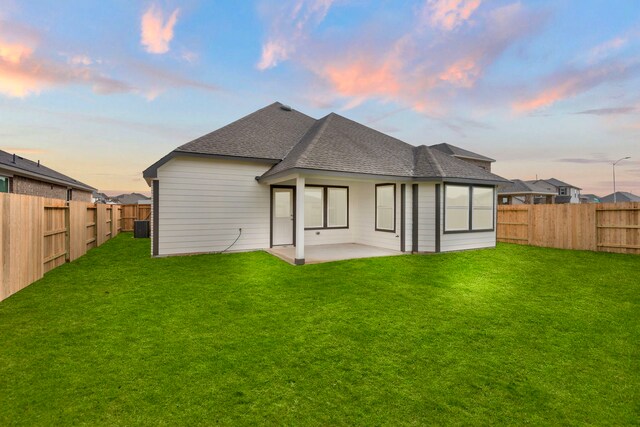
[0,195,149,301]
[498,203,639,255]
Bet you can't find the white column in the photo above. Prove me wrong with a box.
[295,176,305,264]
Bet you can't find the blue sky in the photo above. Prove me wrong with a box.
[0,0,638,195]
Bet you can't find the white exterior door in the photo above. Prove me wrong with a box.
[272,188,294,246]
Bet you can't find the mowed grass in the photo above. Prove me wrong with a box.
[0,234,638,426]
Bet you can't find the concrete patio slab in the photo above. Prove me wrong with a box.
[267,243,404,264]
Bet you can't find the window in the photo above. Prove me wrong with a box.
[0,176,9,193]
[472,187,494,230]
[327,187,348,227]
[304,187,324,228]
[304,185,349,229]
[444,185,470,231]
[444,184,494,233]
[376,184,395,232]
[559,187,567,195]
[66,189,73,201]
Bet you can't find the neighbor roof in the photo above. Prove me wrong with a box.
[497,179,557,195]
[600,192,640,203]
[144,102,508,184]
[114,192,151,205]
[580,194,601,203]
[429,143,495,162]
[0,149,95,191]
[531,178,582,190]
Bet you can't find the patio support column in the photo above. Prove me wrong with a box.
[295,176,305,265]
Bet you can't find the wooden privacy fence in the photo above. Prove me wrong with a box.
[121,204,151,231]
[497,202,640,255]
[1,193,124,301]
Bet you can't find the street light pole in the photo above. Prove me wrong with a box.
[612,156,631,203]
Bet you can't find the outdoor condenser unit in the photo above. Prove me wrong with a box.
[134,220,150,238]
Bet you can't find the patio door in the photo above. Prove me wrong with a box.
[272,187,294,246]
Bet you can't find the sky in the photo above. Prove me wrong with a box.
[0,0,638,196]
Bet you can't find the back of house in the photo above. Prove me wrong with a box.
[143,102,508,263]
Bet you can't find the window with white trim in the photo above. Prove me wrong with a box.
[444,184,494,232]
[304,186,349,229]
[304,187,324,228]
[444,185,470,231]
[472,187,494,230]
[376,184,395,232]
[327,187,348,228]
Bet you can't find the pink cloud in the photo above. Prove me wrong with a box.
[514,61,640,112]
[438,58,480,87]
[141,5,180,54]
[288,2,545,114]
[323,58,402,99]
[257,0,334,70]
[0,31,134,98]
[0,40,32,64]
[424,0,482,31]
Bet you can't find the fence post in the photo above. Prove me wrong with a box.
[65,202,70,262]
[527,205,532,245]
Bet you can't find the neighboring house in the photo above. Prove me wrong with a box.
[580,194,601,203]
[600,192,640,203]
[0,149,94,201]
[497,179,557,205]
[430,143,495,171]
[113,192,151,205]
[527,178,582,204]
[92,191,119,204]
[143,102,509,263]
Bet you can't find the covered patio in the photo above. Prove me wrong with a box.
[267,243,404,264]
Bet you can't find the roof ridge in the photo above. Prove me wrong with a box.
[296,114,333,163]
[328,112,415,151]
[414,145,444,176]
[277,114,332,165]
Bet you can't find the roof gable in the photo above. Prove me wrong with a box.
[263,113,415,178]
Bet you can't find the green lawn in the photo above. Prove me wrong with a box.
[0,234,638,425]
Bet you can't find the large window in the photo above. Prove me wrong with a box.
[376,184,395,232]
[304,185,348,229]
[0,176,9,193]
[444,185,470,231]
[444,184,494,233]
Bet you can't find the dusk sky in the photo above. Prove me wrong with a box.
[0,0,638,196]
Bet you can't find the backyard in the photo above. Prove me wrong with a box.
[0,234,638,425]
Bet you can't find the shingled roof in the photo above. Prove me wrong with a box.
[529,178,582,190]
[430,143,495,162]
[600,191,640,203]
[144,102,508,184]
[498,179,557,195]
[0,150,95,191]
